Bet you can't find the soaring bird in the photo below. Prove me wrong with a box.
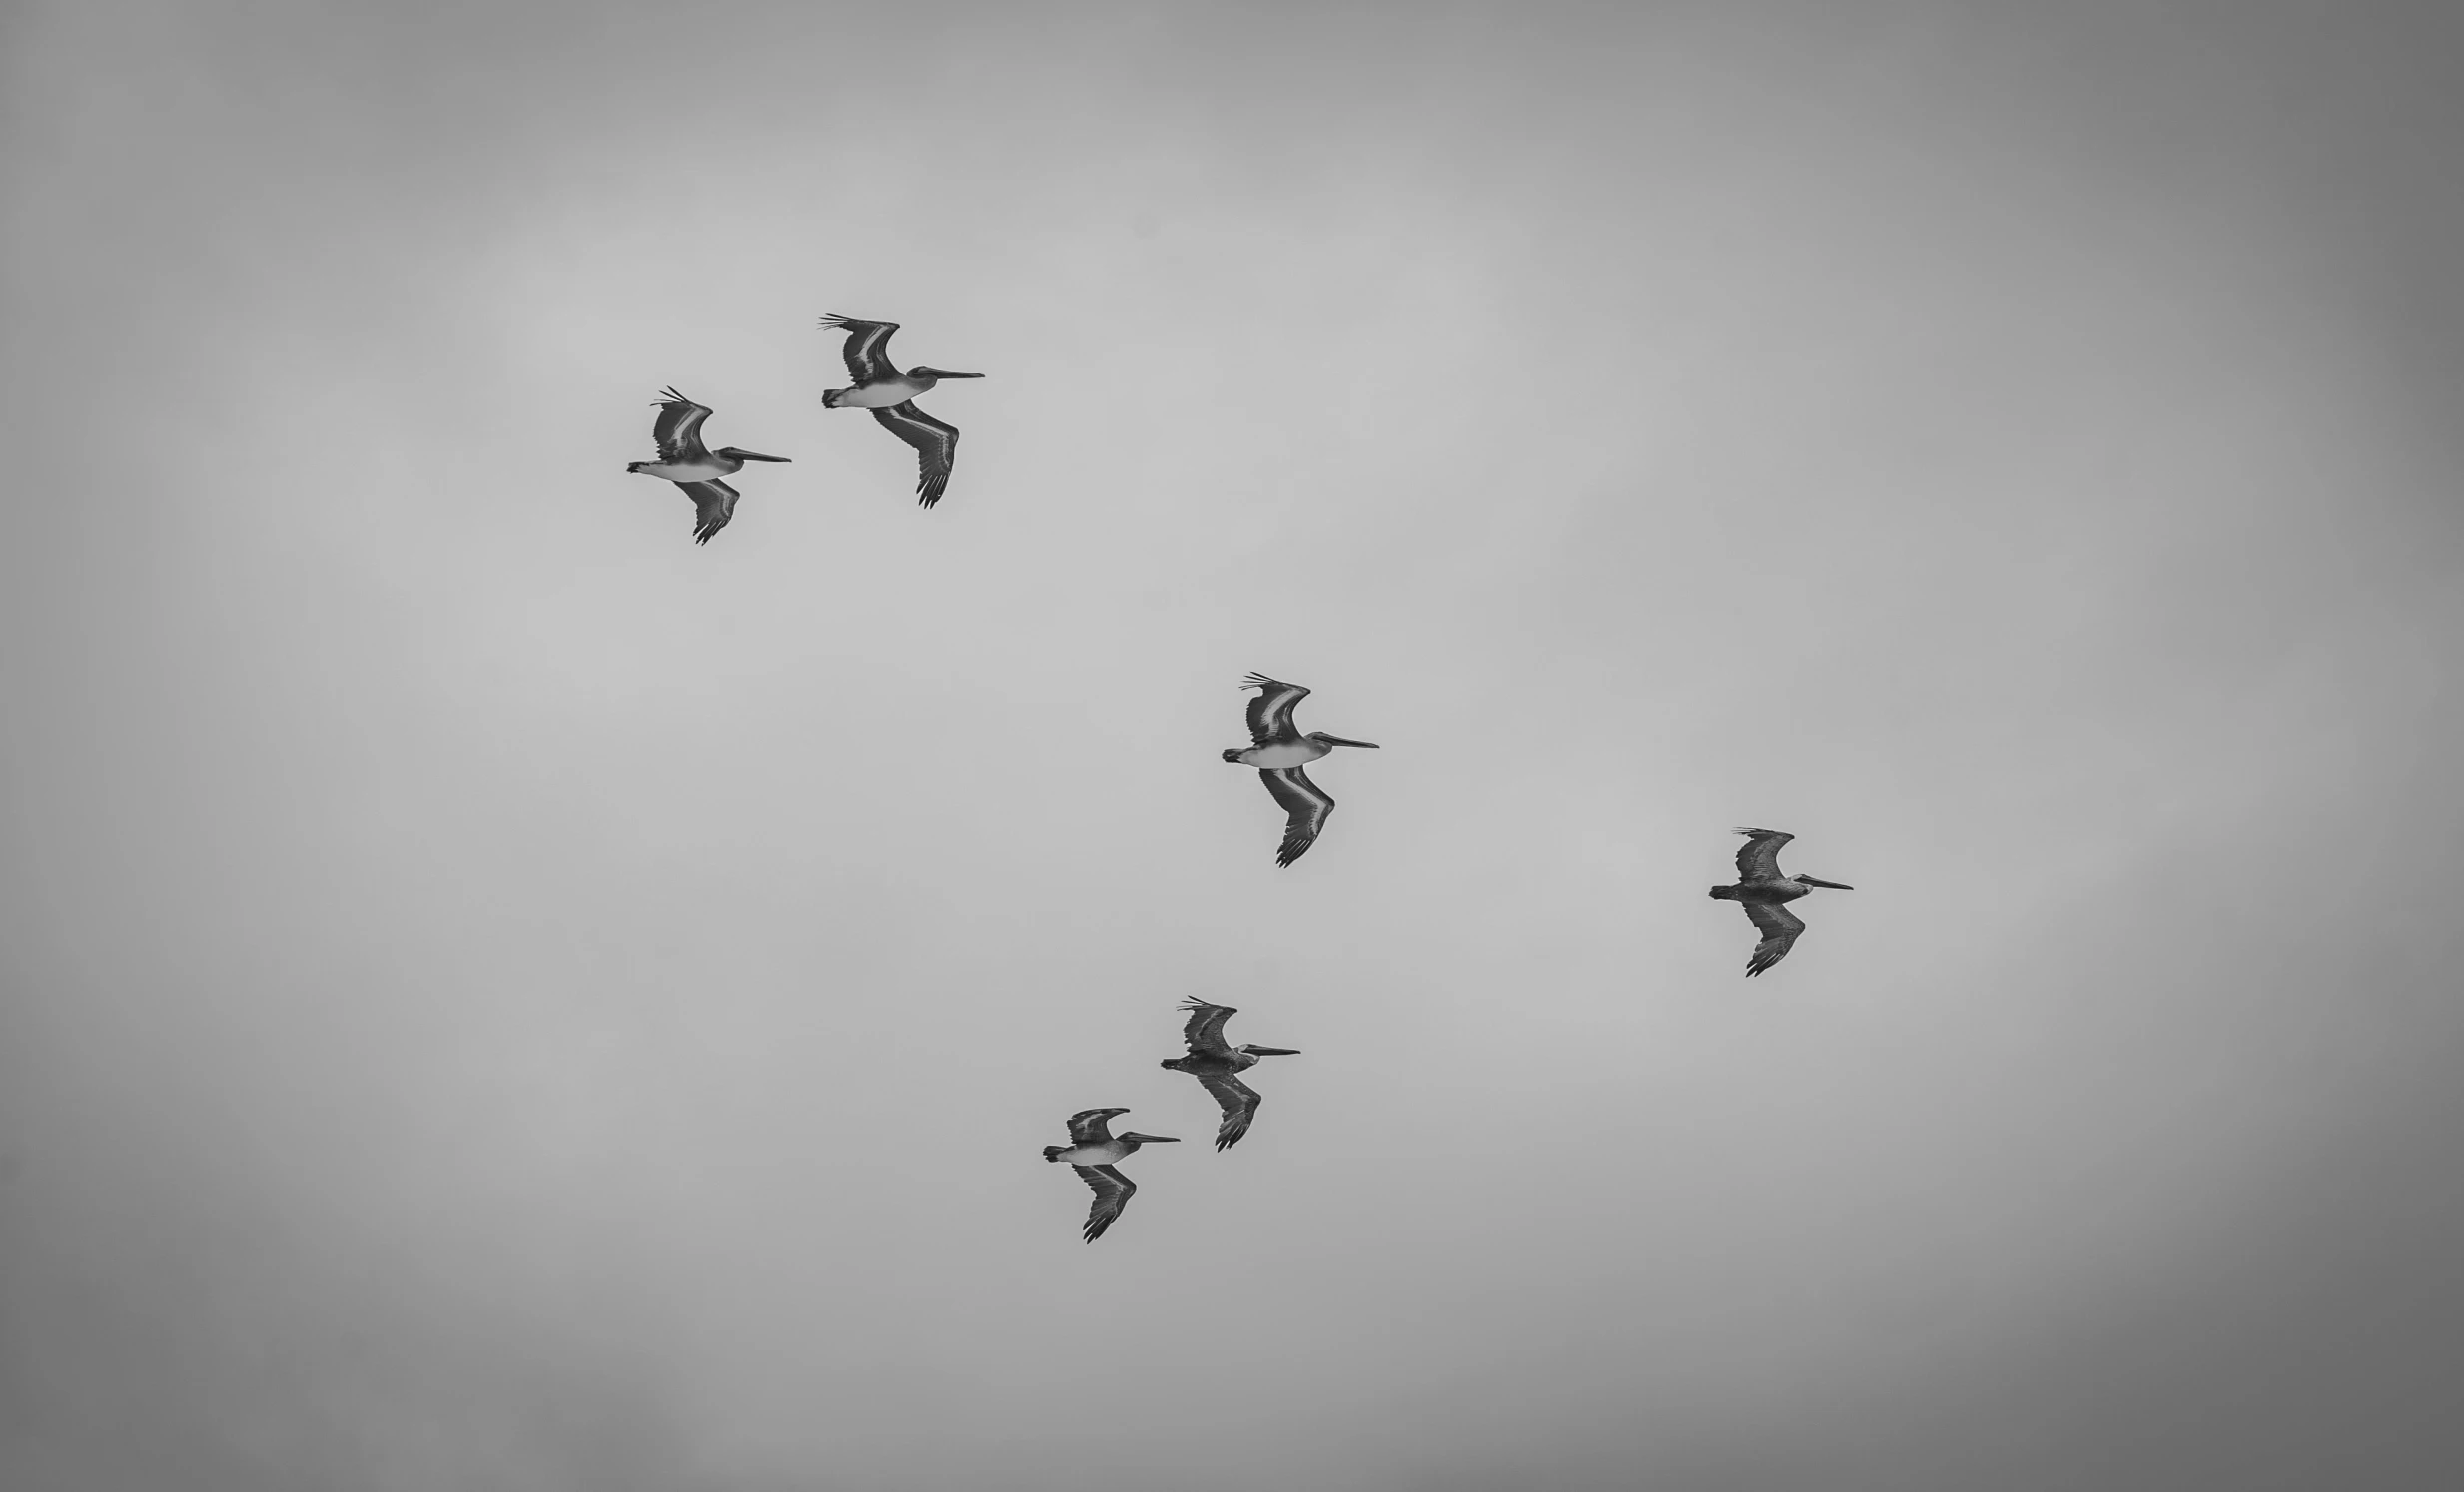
[1041,1108,1180,1243]
[1221,674,1380,867]
[1708,827,1855,976]
[816,313,984,509]
[623,388,791,545]
[1159,1000,1300,1151]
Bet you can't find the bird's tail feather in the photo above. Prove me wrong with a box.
[1042,1146,1066,1162]
[1708,886,1739,900]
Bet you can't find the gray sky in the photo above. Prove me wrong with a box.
[5,2,2462,1489]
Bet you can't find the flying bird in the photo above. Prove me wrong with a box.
[1221,674,1380,867]
[816,313,984,509]
[1708,827,1856,976]
[1041,1108,1181,1243]
[1159,1000,1300,1151]
[623,388,791,545]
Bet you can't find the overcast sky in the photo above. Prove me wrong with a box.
[4,3,2462,1489]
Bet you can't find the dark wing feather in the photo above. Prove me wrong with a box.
[1178,998,1238,1055]
[1259,766,1335,867]
[1734,827,1795,882]
[1194,1073,1262,1151]
[819,314,901,383]
[870,402,961,509]
[1741,901,1805,977]
[1065,1108,1125,1145]
[650,388,714,463]
[1241,674,1310,746]
[678,479,739,546]
[1075,1165,1137,1242]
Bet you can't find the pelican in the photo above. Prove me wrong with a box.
[1160,1000,1300,1151]
[816,313,984,509]
[1221,673,1380,867]
[1042,1108,1180,1242]
[1708,827,1855,976]
[623,387,791,545]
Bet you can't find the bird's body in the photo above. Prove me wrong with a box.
[627,455,739,483]
[1719,878,1816,909]
[818,373,936,409]
[816,313,983,508]
[1233,739,1338,771]
[623,388,791,545]
[1040,1108,1180,1242]
[1221,674,1380,867]
[1045,1138,1145,1167]
[1159,1000,1300,1151]
[1708,827,1855,976]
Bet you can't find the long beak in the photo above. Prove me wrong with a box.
[1126,1134,1181,1143]
[1799,877,1855,890]
[1317,736,1380,749]
[1245,1047,1302,1057]
[936,371,986,379]
[736,451,792,462]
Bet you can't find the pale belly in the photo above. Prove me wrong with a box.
[634,459,731,482]
[1239,741,1332,769]
[831,379,925,409]
[1053,1143,1120,1166]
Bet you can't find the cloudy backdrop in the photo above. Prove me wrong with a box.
[4,2,2461,1488]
